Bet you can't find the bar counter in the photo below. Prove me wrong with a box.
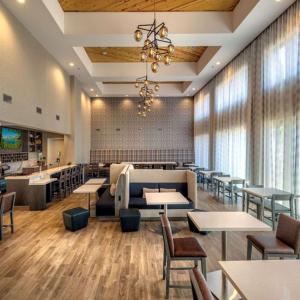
[5,165,76,210]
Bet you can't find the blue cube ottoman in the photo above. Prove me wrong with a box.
[63,207,89,231]
[120,208,141,232]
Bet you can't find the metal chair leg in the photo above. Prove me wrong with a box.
[165,258,170,299]
[271,200,276,230]
[0,215,3,240]
[10,212,14,233]
[163,247,166,280]
[201,257,206,279]
[247,240,252,260]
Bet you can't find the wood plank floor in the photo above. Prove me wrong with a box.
[0,187,264,300]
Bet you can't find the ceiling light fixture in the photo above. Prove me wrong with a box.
[216,61,221,65]
[135,63,159,117]
[90,88,94,92]
[101,51,108,55]
[17,0,25,4]
[134,0,175,73]
[192,88,196,91]
[69,62,74,67]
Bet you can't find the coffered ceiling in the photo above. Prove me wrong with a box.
[58,0,240,12]
[85,47,207,63]
[2,0,295,97]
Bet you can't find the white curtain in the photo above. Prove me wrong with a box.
[194,83,212,169]
[194,1,300,216]
[213,49,252,178]
[252,0,300,198]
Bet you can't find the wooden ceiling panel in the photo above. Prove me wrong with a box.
[85,47,207,63]
[59,0,240,12]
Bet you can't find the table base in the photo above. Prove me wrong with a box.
[207,270,240,300]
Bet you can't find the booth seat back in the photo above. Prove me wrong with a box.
[124,169,197,211]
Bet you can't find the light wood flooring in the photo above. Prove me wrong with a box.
[0,187,264,300]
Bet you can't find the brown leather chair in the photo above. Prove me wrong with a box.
[247,214,300,260]
[189,267,215,300]
[0,192,16,240]
[161,214,207,299]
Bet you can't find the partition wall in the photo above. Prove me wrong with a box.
[194,1,299,202]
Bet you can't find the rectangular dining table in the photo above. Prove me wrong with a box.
[219,260,300,300]
[187,211,271,299]
[73,184,102,216]
[242,187,291,221]
[213,176,245,200]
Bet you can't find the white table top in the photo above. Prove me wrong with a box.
[219,260,300,300]
[122,161,177,165]
[29,178,57,186]
[198,170,216,176]
[146,192,189,206]
[85,178,107,185]
[73,184,101,194]
[187,211,271,232]
[213,176,244,183]
[242,187,291,198]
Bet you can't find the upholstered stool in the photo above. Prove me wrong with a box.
[188,209,209,235]
[120,208,141,232]
[63,207,89,231]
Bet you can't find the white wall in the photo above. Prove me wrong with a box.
[0,3,91,164]
[0,3,71,134]
[47,138,64,165]
[64,77,91,164]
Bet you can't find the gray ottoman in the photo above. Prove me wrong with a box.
[63,207,89,231]
[120,208,141,232]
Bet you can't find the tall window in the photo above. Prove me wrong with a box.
[194,88,210,169]
[214,62,249,178]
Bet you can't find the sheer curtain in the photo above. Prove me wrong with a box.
[194,83,212,169]
[252,1,300,201]
[213,49,252,178]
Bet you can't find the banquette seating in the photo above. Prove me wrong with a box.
[96,164,132,217]
[121,169,197,218]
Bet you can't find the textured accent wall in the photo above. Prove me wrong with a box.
[91,97,194,150]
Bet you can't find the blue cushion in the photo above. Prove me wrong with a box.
[129,197,161,209]
[168,200,194,209]
[129,183,159,198]
[159,182,188,197]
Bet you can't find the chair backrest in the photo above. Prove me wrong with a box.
[276,214,300,254]
[189,268,214,300]
[210,172,223,179]
[160,214,174,256]
[231,179,245,186]
[0,192,16,214]
[272,193,294,201]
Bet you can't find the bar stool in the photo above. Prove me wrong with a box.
[0,192,16,240]
[65,168,72,196]
[71,166,77,190]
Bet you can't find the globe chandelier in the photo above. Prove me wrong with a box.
[133,0,175,73]
[135,63,159,117]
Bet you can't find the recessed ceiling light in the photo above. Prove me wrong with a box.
[69,62,74,67]
[125,95,128,97]
[192,88,196,91]
[101,51,108,55]
[96,94,99,97]
[216,61,221,65]
[90,88,94,92]
[17,0,25,4]
[275,0,281,2]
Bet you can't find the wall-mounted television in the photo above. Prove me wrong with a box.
[0,127,22,150]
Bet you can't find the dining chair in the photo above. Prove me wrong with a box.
[245,184,264,216]
[189,267,215,300]
[264,193,294,230]
[223,179,245,202]
[161,214,207,299]
[206,172,223,191]
[247,214,300,260]
[0,192,16,240]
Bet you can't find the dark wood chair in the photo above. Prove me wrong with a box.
[189,267,215,300]
[247,214,300,260]
[161,214,207,299]
[0,192,16,240]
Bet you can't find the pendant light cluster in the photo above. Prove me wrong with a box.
[135,64,159,117]
[133,0,175,73]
